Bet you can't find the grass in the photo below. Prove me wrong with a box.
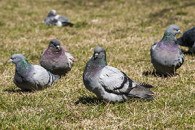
[0,0,194,129]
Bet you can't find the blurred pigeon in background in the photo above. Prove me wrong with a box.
[40,39,74,76]
[177,27,195,53]
[83,47,154,102]
[8,54,60,91]
[44,10,74,27]
[151,25,184,75]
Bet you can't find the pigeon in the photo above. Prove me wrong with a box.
[151,25,184,75]
[8,54,60,91]
[83,47,154,102]
[44,10,74,27]
[40,39,74,76]
[177,27,195,53]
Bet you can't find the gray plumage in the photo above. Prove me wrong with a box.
[9,54,60,91]
[177,27,195,53]
[40,39,74,76]
[83,47,154,102]
[44,10,74,27]
[151,25,184,75]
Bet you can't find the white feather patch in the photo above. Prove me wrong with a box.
[56,21,62,27]
[55,15,60,19]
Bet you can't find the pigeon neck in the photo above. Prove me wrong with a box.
[162,32,176,42]
[89,56,107,68]
[16,58,31,71]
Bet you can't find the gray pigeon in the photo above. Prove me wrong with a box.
[177,27,195,53]
[83,47,154,102]
[44,10,73,27]
[151,25,184,75]
[8,54,60,91]
[40,39,74,76]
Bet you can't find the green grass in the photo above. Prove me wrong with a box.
[0,0,194,129]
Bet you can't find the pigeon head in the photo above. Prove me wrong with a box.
[165,25,182,36]
[49,39,61,51]
[8,54,30,70]
[48,10,57,17]
[86,46,107,69]
[93,46,106,60]
[162,25,182,41]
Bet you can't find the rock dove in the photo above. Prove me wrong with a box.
[44,10,74,27]
[83,47,154,102]
[151,25,184,75]
[40,39,74,76]
[177,27,195,53]
[8,54,60,91]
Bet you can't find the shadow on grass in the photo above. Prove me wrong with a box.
[149,1,195,18]
[3,88,34,93]
[144,1,195,26]
[75,96,106,105]
[126,98,154,104]
[142,70,179,78]
[75,96,154,105]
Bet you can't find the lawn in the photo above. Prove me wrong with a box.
[0,0,194,129]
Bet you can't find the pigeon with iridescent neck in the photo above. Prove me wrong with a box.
[177,27,195,53]
[44,10,73,27]
[83,47,154,102]
[151,25,184,75]
[8,54,60,91]
[40,39,74,76]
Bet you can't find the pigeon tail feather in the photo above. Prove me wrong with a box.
[53,74,61,82]
[128,86,154,99]
[135,82,154,88]
[62,22,74,27]
[48,72,61,85]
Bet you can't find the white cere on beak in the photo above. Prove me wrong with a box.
[8,59,13,63]
[178,30,182,34]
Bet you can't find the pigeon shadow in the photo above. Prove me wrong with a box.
[3,88,34,93]
[181,49,195,55]
[146,1,195,25]
[149,2,195,18]
[142,70,179,78]
[126,98,154,103]
[75,96,154,105]
[75,96,107,105]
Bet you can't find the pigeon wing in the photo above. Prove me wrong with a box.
[183,27,195,47]
[44,17,57,25]
[99,66,133,94]
[56,15,69,22]
[31,65,59,87]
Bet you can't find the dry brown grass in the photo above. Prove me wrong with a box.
[0,0,194,129]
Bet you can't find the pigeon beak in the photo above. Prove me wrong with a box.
[178,30,182,34]
[8,59,13,63]
[94,53,98,59]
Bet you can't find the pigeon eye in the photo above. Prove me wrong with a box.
[14,57,17,59]
[173,29,177,31]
